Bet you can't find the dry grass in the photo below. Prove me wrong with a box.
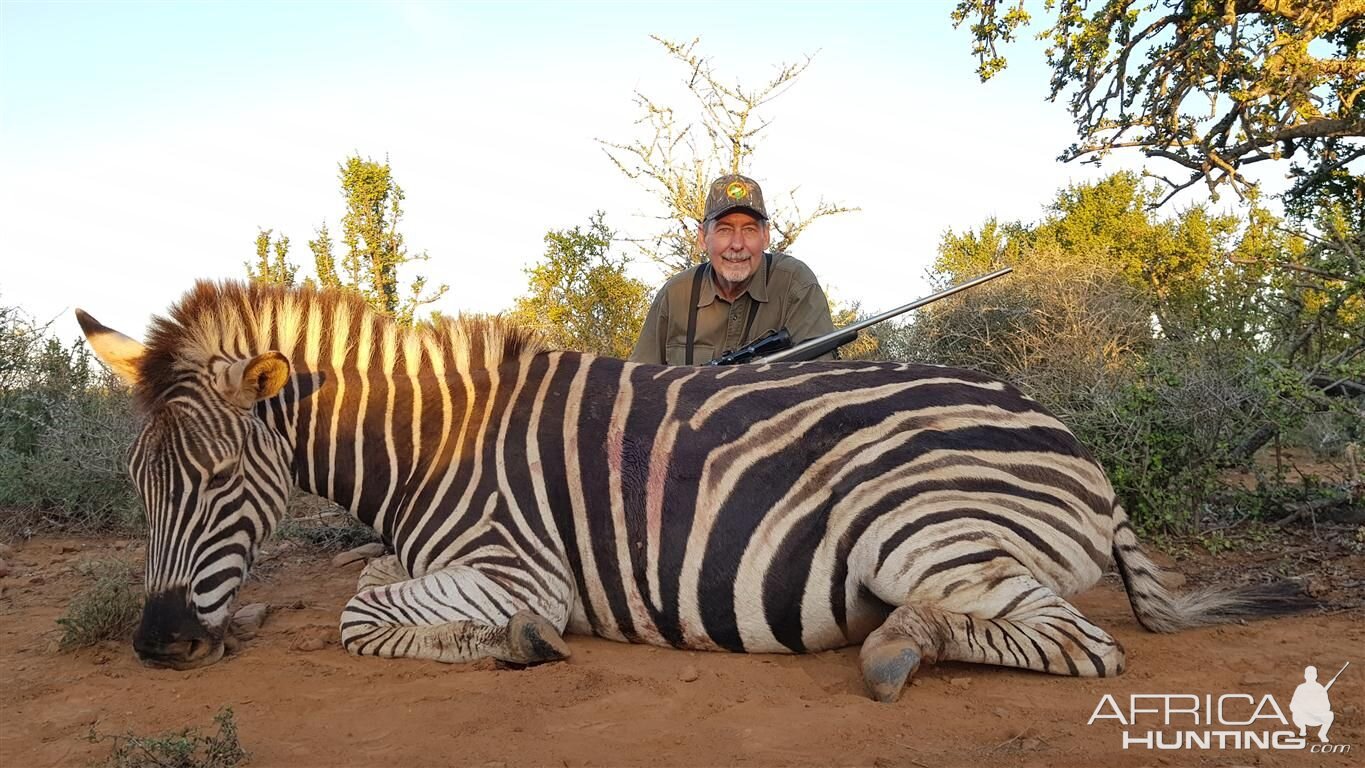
[88,707,247,768]
[56,558,141,651]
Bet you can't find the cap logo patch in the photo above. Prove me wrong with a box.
[726,181,748,200]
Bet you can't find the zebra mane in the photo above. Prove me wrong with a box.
[135,279,544,410]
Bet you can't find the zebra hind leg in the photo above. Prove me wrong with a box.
[860,578,1125,703]
[340,564,570,665]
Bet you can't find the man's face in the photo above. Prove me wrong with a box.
[699,211,770,296]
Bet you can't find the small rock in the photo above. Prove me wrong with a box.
[290,626,339,652]
[992,707,1009,718]
[230,603,270,640]
[331,542,386,568]
[28,575,44,586]
[910,678,924,687]
[330,552,361,568]
[949,676,972,688]
[0,559,11,578]
[59,545,79,554]
[678,666,700,683]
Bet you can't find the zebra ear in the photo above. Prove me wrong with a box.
[75,309,146,386]
[221,351,292,408]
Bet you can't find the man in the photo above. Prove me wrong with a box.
[630,173,837,365]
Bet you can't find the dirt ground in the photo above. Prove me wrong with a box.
[1,528,1362,768]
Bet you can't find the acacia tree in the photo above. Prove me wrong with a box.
[953,1,1364,213]
[600,36,855,272]
[510,213,651,358]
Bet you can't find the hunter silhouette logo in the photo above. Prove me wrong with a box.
[1292,662,1348,743]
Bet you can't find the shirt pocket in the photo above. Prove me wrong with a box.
[666,342,716,366]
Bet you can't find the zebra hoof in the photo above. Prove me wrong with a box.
[860,638,922,703]
[503,611,570,665]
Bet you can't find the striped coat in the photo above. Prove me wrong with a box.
[78,281,1309,699]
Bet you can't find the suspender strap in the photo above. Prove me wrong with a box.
[739,252,772,345]
[684,262,708,365]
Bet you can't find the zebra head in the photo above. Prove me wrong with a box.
[77,309,295,670]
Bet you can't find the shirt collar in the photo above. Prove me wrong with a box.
[697,253,770,307]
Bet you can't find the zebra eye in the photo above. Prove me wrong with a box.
[206,467,234,490]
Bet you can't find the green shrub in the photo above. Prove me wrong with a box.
[57,558,142,651]
[88,707,247,768]
[0,304,140,532]
[894,259,1349,532]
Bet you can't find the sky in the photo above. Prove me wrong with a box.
[0,1,1286,341]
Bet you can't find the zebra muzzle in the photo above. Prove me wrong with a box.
[133,588,226,670]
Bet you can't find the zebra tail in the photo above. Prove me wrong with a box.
[1110,506,1317,633]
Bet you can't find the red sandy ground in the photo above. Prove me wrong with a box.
[1,533,1362,768]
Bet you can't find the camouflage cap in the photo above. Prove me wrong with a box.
[703,174,768,223]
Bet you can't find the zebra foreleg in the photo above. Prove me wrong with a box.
[860,581,1125,702]
[339,565,571,665]
[356,554,409,591]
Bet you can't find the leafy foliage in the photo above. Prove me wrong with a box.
[57,558,141,651]
[953,0,1365,213]
[0,304,139,532]
[510,213,651,358]
[903,172,1363,529]
[249,155,448,324]
[826,298,884,361]
[245,228,297,287]
[89,708,247,768]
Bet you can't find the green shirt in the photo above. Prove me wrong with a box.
[629,252,837,365]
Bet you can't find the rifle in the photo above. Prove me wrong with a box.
[707,267,1012,366]
[1324,661,1349,691]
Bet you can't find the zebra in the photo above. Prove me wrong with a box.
[77,280,1309,702]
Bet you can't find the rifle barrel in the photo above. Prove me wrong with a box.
[1325,661,1349,691]
[759,267,1013,364]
